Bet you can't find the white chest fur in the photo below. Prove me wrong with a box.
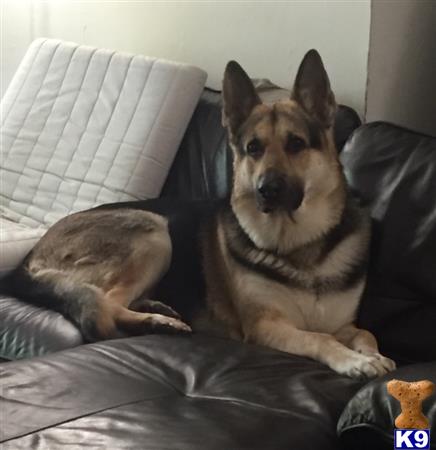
[230,228,367,335]
[234,268,364,334]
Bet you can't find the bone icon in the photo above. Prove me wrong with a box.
[387,379,434,429]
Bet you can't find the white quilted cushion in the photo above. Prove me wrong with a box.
[0,218,46,273]
[0,38,207,274]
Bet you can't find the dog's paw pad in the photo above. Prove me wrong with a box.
[151,303,182,320]
[369,353,396,372]
[132,299,182,320]
[146,314,192,335]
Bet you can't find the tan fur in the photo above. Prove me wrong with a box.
[199,216,243,340]
[196,53,396,378]
[231,107,345,253]
[27,209,190,338]
[20,52,395,379]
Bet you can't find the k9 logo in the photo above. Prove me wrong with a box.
[394,429,430,449]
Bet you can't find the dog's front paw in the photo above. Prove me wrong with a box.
[363,351,396,372]
[335,353,395,379]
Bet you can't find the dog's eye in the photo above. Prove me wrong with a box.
[246,139,264,158]
[286,135,306,153]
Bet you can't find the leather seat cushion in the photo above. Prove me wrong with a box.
[0,334,364,450]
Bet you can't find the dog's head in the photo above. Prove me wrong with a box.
[223,50,343,216]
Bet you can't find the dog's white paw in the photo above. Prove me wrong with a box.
[334,352,395,379]
[363,351,396,372]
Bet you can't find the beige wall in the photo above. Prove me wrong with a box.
[1,1,371,116]
[366,0,436,136]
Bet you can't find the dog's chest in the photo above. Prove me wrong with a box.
[232,232,366,334]
[237,268,363,334]
[289,282,363,333]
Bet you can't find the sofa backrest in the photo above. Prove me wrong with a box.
[341,122,436,364]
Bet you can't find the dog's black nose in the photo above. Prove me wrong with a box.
[257,171,304,213]
[257,172,285,201]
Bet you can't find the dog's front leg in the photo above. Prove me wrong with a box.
[246,318,392,378]
[334,323,396,372]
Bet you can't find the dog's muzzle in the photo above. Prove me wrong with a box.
[256,170,304,214]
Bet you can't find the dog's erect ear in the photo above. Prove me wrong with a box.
[291,50,336,128]
[222,61,261,133]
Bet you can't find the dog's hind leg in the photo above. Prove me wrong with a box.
[115,307,191,335]
[101,221,190,332]
[15,210,191,340]
[100,228,191,335]
[30,268,191,340]
[103,286,190,335]
[28,268,121,341]
[129,298,181,320]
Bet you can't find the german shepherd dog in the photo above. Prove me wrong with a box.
[1,50,395,379]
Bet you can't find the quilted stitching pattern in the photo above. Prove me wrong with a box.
[0,39,206,274]
[1,39,207,229]
[0,218,46,273]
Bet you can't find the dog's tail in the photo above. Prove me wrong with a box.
[0,264,110,342]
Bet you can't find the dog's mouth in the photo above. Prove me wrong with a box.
[255,188,304,215]
[256,197,278,214]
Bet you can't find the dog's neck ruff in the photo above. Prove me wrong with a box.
[224,193,367,293]
[230,184,346,255]
[228,192,355,254]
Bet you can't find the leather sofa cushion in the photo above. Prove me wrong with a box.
[338,361,436,449]
[341,122,436,365]
[0,334,363,450]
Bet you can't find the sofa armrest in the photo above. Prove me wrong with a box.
[0,296,83,360]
